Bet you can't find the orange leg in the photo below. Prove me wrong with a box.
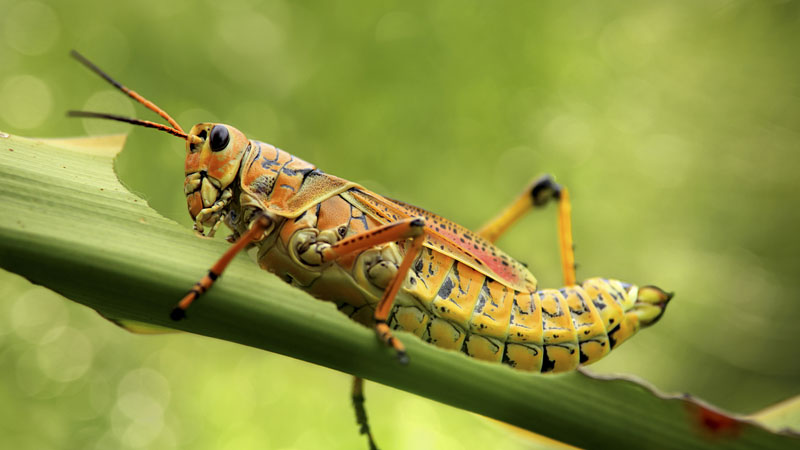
[170,216,271,320]
[557,188,576,286]
[477,175,576,286]
[321,217,426,363]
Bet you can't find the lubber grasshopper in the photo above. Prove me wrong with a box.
[69,51,673,449]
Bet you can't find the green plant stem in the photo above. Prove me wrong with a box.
[0,133,797,449]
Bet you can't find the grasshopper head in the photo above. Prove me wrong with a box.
[183,123,249,230]
[68,52,250,235]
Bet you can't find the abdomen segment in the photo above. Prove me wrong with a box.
[392,274,671,373]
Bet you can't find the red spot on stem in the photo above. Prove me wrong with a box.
[686,402,741,439]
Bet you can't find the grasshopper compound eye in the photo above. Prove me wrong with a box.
[209,125,230,152]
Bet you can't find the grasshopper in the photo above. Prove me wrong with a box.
[69,50,672,449]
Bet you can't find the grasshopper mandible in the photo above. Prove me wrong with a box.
[69,50,672,449]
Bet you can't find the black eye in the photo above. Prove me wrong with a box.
[209,125,229,152]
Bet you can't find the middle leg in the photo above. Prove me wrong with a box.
[320,216,427,362]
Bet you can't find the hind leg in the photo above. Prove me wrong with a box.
[477,175,576,285]
[352,376,378,450]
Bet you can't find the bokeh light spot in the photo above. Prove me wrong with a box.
[37,326,94,383]
[15,349,52,397]
[0,75,53,129]
[10,288,68,343]
[112,368,171,449]
[598,15,662,69]
[541,114,595,164]
[3,1,60,55]
[81,90,136,135]
[216,12,281,58]
[114,392,165,448]
[118,368,172,408]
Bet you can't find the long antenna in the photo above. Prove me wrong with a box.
[70,50,187,136]
[67,110,201,142]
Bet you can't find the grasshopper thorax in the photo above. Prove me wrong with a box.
[184,123,250,234]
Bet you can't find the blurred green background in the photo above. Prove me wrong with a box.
[1,0,799,448]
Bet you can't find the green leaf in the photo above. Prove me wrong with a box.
[1,132,798,449]
[751,395,800,435]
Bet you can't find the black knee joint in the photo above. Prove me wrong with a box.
[410,218,425,228]
[530,175,562,206]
